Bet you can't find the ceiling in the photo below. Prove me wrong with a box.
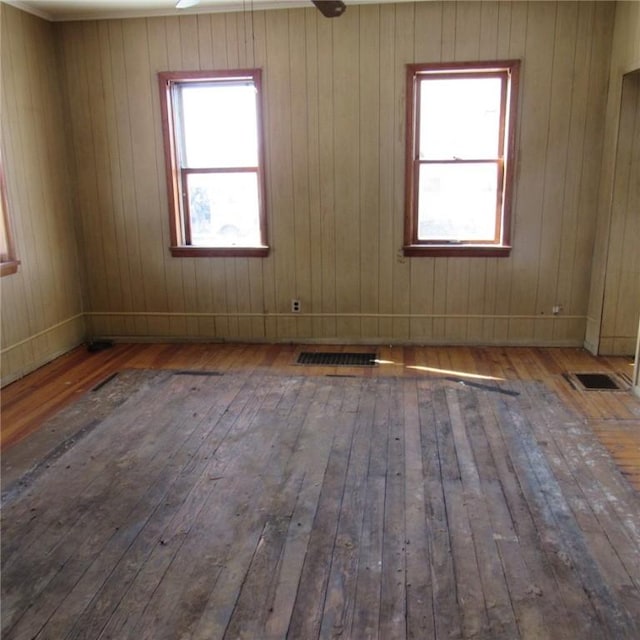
[4,0,417,22]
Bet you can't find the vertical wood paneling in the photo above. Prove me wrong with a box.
[533,1,577,344]
[359,5,380,340]
[552,1,593,344]
[265,9,295,339]
[145,18,173,338]
[288,9,313,338]
[316,12,337,338]
[508,2,554,342]
[46,1,616,347]
[305,8,323,339]
[377,3,395,340]
[1,5,84,385]
[334,8,361,338]
[391,3,414,341]
[125,19,166,338]
[99,21,134,336]
[248,10,276,341]
[84,21,121,332]
[109,20,150,336]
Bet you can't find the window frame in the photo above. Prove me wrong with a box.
[158,69,269,258]
[404,60,520,257]
[0,150,19,277]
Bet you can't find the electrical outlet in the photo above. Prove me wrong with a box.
[291,299,301,313]
[552,305,562,315]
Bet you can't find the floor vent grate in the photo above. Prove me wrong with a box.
[564,372,627,392]
[297,352,377,367]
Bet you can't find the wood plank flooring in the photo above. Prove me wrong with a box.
[1,344,639,639]
[3,344,639,489]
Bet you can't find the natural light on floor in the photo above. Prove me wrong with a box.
[406,365,505,381]
[373,359,505,381]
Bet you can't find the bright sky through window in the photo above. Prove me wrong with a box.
[181,83,258,168]
[419,78,501,160]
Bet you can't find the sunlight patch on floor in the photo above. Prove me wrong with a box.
[407,364,504,381]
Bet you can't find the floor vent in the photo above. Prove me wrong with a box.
[297,352,377,367]
[564,372,627,392]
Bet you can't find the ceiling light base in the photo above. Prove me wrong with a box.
[311,1,346,18]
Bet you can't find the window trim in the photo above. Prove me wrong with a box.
[403,60,520,257]
[158,69,269,258]
[0,151,19,277]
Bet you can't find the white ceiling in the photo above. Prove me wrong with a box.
[4,0,418,22]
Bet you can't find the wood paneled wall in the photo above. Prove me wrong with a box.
[0,4,85,386]
[55,2,616,345]
[56,2,616,346]
[586,0,640,356]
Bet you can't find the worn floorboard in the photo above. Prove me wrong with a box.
[2,362,639,639]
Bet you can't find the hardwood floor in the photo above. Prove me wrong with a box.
[2,343,639,489]
[1,344,639,639]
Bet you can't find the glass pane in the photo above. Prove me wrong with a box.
[419,77,502,160]
[417,163,499,242]
[180,82,258,168]
[186,172,261,247]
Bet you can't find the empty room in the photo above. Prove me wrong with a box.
[1,0,639,638]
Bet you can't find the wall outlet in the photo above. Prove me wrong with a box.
[291,299,301,313]
[552,305,562,315]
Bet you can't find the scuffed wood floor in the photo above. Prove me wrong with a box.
[2,344,639,490]
[2,366,639,639]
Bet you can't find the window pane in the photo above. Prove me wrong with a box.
[181,83,258,168]
[417,163,498,241]
[419,77,502,160]
[186,172,261,247]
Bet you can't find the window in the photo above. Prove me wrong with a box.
[158,69,268,257]
[0,151,19,277]
[404,60,520,257]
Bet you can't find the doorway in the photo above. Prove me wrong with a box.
[600,70,640,361]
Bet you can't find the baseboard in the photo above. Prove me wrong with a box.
[1,314,86,387]
[91,334,585,348]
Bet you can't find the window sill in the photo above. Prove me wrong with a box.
[170,246,270,258]
[1,259,20,277]
[403,244,512,258]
